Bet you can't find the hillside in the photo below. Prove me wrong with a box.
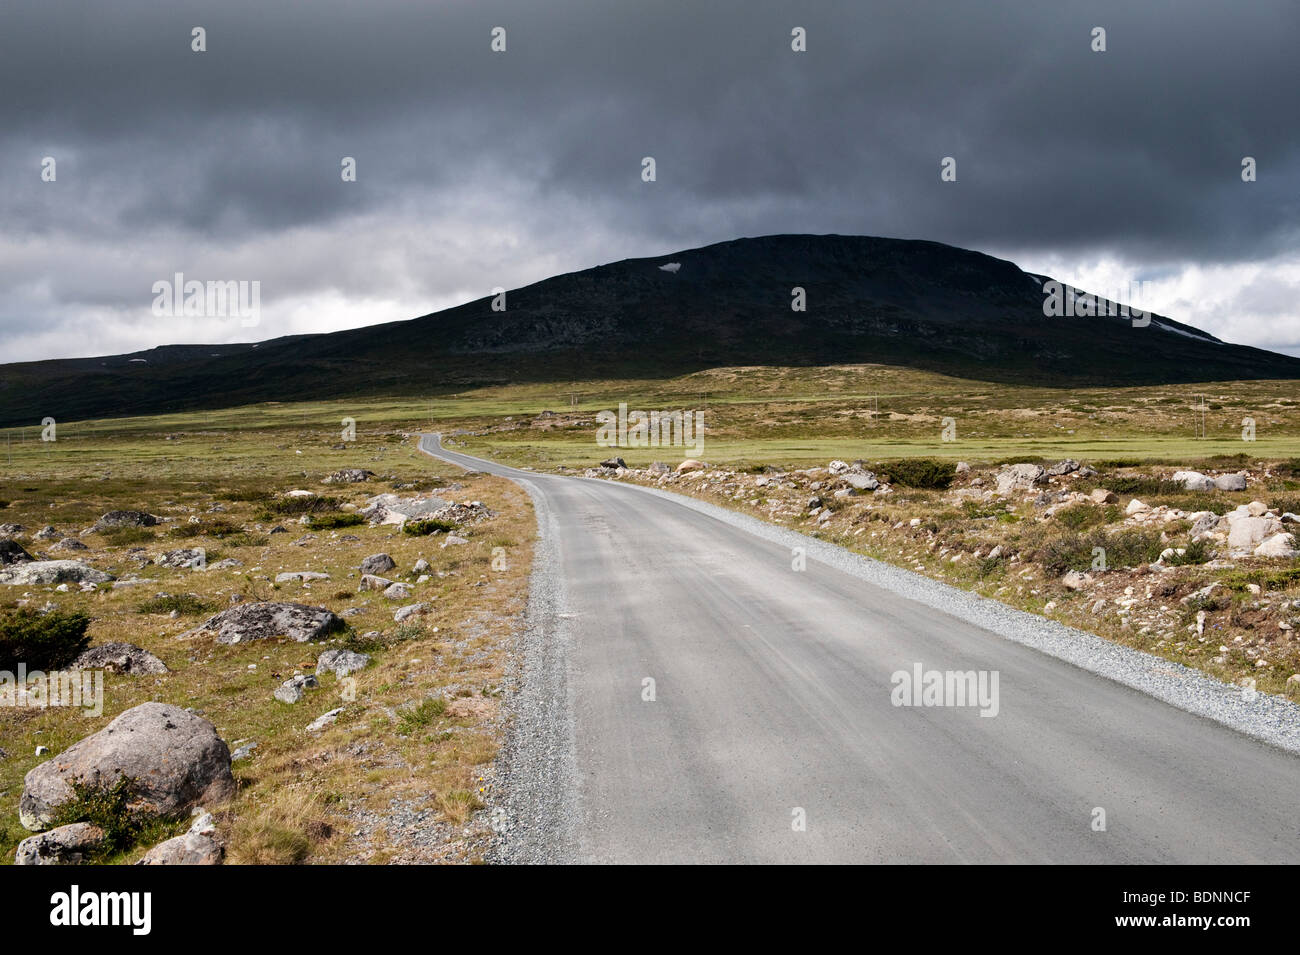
[3,234,1298,426]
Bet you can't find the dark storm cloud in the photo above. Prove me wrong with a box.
[1,0,1297,359]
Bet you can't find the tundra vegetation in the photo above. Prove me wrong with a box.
[0,416,533,864]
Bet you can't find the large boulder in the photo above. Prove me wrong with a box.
[0,560,113,586]
[995,464,1046,495]
[179,601,344,644]
[70,643,168,676]
[19,702,235,831]
[1214,473,1248,492]
[1254,533,1298,558]
[0,538,33,565]
[842,471,880,491]
[14,823,105,865]
[1046,459,1080,476]
[90,510,159,532]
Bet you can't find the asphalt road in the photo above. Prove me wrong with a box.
[420,435,1300,864]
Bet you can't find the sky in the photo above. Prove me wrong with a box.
[1,0,1297,362]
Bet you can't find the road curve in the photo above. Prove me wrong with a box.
[420,435,1300,864]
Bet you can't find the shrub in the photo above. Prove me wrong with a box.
[51,776,149,857]
[397,696,448,733]
[100,526,154,545]
[1101,476,1184,496]
[1166,539,1213,566]
[137,594,214,616]
[1055,503,1104,531]
[403,518,457,536]
[882,458,957,490]
[257,495,341,518]
[0,608,92,670]
[305,512,365,530]
[168,518,244,539]
[1039,528,1164,576]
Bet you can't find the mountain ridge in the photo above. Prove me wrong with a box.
[2,234,1297,426]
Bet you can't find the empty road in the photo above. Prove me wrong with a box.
[420,435,1300,864]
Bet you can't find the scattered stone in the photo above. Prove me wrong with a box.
[1254,533,1298,558]
[1125,499,1150,516]
[70,643,168,675]
[90,510,159,532]
[383,582,412,600]
[34,526,61,541]
[842,471,879,491]
[322,469,374,484]
[316,648,370,679]
[1172,470,1216,491]
[137,829,223,865]
[157,548,206,569]
[394,603,428,623]
[274,571,331,583]
[230,742,257,762]
[412,558,431,573]
[274,674,319,705]
[0,538,33,564]
[1061,571,1092,590]
[440,534,468,548]
[1047,459,1080,476]
[360,493,451,527]
[19,702,235,831]
[49,538,89,553]
[359,574,394,591]
[360,553,396,576]
[179,601,345,644]
[307,708,345,732]
[1089,488,1118,504]
[995,463,1047,495]
[599,457,627,469]
[676,459,705,473]
[1214,473,1248,492]
[0,560,113,586]
[14,823,105,865]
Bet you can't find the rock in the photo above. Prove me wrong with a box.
[1188,511,1220,538]
[179,601,344,644]
[1246,500,1270,517]
[1214,473,1248,492]
[413,558,431,573]
[1125,499,1150,516]
[955,462,970,474]
[1061,571,1092,590]
[50,538,88,553]
[138,830,223,865]
[1228,515,1282,555]
[157,548,206,569]
[394,603,428,623]
[91,510,159,531]
[360,493,451,527]
[1047,459,1080,476]
[273,674,319,704]
[307,708,345,732]
[675,459,705,473]
[1286,674,1300,699]
[0,560,113,586]
[995,463,1047,495]
[441,534,468,547]
[986,545,1003,560]
[274,571,330,583]
[599,457,627,469]
[1254,533,1298,558]
[322,469,374,484]
[14,823,105,865]
[842,471,879,491]
[383,582,412,600]
[828,460,850,475]
[360,553,396,576]
[70,643,168,675]
[358,574,394,591]
[34,526,61,541]
[230,742,257,762]
[208,558,243,570]
[1172,470,1216,491]
[648,462,670,474]
[316,648,370,679]
[0,522,24,537]
[19,702,235,831]
[1089,488,1118,504]
[0,538,33,564]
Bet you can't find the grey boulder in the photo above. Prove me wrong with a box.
[180,601,344,644]
[70,642,168,675]
[14,823,105,865]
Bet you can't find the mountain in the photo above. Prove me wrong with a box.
[2,234,1298,426]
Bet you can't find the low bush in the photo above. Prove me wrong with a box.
[881,458,957,490]
[305,512,365,530]
[0,607,92,670]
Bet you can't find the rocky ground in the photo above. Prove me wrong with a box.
[580,454,1300,700]
[0,432,533,865]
